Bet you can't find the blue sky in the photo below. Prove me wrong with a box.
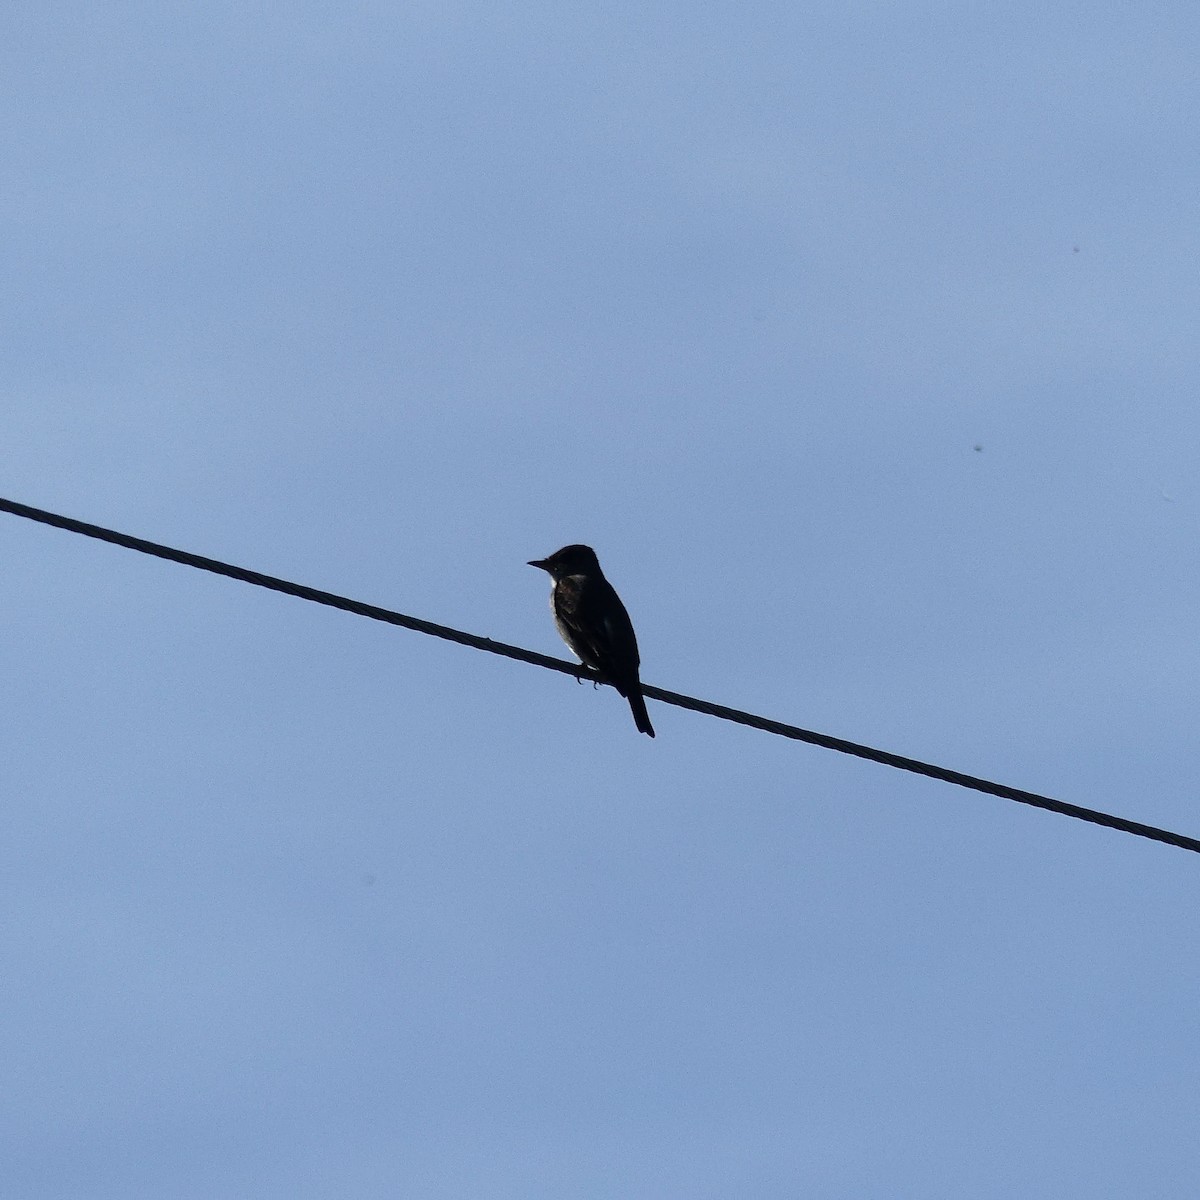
[3,4,1199,1196]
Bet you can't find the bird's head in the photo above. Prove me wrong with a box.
[528,544,602,580]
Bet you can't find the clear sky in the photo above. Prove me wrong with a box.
[3,4,1199,1197]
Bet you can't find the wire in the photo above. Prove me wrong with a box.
[3,494,1197,856]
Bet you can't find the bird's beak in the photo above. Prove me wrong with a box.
[528,558,548,571]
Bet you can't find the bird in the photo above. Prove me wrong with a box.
[528,544,655,738]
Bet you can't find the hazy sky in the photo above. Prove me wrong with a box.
[4,4,1199,1197]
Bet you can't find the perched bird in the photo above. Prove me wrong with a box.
[528,544,655,738]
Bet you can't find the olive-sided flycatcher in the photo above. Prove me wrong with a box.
[528,544,655,738]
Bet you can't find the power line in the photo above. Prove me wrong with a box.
[3,494,1196,857]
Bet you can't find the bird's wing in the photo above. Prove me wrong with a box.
[553,574,640,689]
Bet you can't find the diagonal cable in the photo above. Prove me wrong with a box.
[3,494,1196,856]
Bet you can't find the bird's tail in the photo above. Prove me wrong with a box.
[626,686,655,738]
